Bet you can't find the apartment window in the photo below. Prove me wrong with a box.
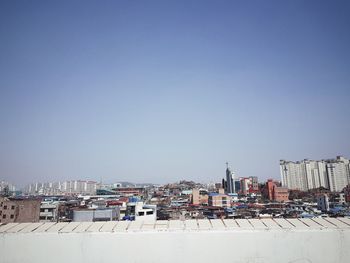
[3,205,7,210]
[10,214,14,219]
[11,205,15,210]
[2,214,6,219]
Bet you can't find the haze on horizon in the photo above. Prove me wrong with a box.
[1,0,350,188]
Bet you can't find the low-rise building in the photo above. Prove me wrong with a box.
[317,194,330,212]
[343,185,350,203]
[273,187,289,202]
[126,202,157,221]
[191,189,208,205]
[240,177,259,195]
[266,180,289,202]
[73,208,120,222]
[208,193,230,208]
[40,202,59,222]
[0,197,41,223]
[113,187,144,196]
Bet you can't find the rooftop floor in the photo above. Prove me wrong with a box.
[1,217,350,233]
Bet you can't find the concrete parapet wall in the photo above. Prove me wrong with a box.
[1,218,350,263]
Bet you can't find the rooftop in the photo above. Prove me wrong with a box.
[1,217,349,233]
[1,218,350,263]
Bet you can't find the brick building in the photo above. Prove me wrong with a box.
[266,179,289,202]
[0,197,41,223]
[343,185,350,203]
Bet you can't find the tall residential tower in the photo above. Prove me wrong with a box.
[280,156,350,192]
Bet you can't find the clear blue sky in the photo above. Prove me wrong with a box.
[1,0,350,187]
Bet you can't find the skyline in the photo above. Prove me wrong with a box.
[3,154,350,189]
[1,1,350,187]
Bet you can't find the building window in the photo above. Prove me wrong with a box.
[11,205,15,210]
[3,205,7,210]
[2,214,6,219]
[10,214,14,219]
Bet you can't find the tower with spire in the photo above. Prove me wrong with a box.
[224,162,235,194]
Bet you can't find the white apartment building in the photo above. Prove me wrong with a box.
[0,181,16,192]
[327,157,350,192]
[304,160,329,190]
[280,156,350,192]
[280,160,309,191]
[24,180,99,195]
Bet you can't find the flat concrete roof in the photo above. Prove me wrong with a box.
[1,217,349,233]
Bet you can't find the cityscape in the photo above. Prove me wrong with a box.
[1,155,350,224]
[1,0,349,262]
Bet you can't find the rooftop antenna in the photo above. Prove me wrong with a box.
[226,162,229,169]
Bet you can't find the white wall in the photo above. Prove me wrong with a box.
[1,228,350,263]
